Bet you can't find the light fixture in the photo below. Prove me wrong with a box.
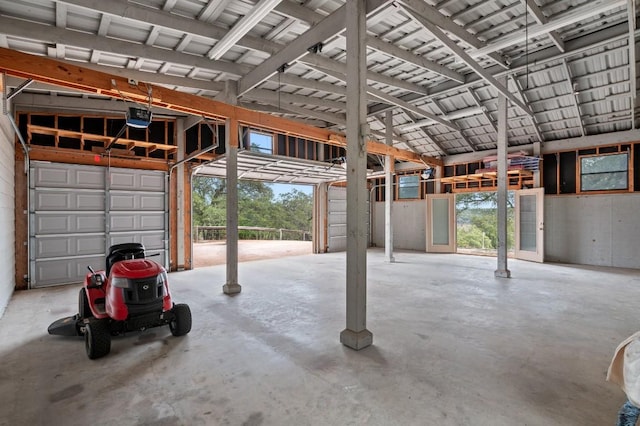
[340,158,347,170]
[421,167,434,180]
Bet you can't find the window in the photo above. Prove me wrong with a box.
[398,175,420,199]
[249,131,273,154]
[580,152,628,191]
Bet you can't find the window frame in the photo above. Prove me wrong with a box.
[578,151,629,193]
[249,130,274,154]
[397,174,420,199]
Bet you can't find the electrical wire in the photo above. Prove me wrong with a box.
[112,80,153,110]
[524,0,529,89]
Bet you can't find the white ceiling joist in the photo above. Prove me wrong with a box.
[207,0,283,60]
[467,88,497,133]
[274,1,324,26]
[0,16,250,77]
[399,5,534,117]
[242,88,347,111]
[53,0,282,56]
[473,0,626,58]
[508,76,544,143]
[525,0,565,52]
[403,111,448,155]
[396,0,508,68]
[561,60,586,137]
[429,98,477,151]
[368,23,635,117]
[162,0,178,12]
[60,59,226,92]
[299,61,458,132]
[298,53,429,95]
[237,0,389,96]
[198,0,233,22]
[366,36,464,83]
[271,72,346,97]
[367,87,459,132]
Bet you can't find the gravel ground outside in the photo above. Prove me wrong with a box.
[193,240,312,268]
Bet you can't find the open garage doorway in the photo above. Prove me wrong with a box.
[191,176,313,268]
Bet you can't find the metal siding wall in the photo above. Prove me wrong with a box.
[30,164,168,287]
[0,114,15,317]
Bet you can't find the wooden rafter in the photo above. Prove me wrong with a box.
[0,47,428,164]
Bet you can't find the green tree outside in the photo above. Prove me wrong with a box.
[192,176,313,240]
[456,192,515,252]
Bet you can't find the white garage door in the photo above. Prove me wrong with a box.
[327,186,369,252]
[29,162,167,288]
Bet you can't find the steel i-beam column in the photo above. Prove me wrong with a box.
[340,0,372,350]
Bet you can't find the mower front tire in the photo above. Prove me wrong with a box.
[169,304,192,337]
[85,318,111,359]
[79,289,92,319]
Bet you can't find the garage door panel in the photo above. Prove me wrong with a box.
[326,187,369,252]
[109,170,165,192]
[110,212,164,232]
[328,211,346,224]
[33,234,105,258]
[109,232,165,250]
[32,162,104,189]
[33,213,105,235]
[109,192,164,211]
[139,174,165,191]
[33,255,104,287]
[328,202,346,215]
[33,189,105,211]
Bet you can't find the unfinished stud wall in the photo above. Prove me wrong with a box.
[372,201,426,251]
[545,194,640,269]
[0,112,15,317]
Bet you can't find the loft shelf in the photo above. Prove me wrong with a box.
[441,169,534,193]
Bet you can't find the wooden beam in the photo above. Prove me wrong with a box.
[28,145,169,170]
[0,48,425,163]
[15,148,28,290]
[328,133,442,166]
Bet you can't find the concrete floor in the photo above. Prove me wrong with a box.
[0,250,638,426]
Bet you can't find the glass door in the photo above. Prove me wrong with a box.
[514,188,544,262]
[426,194,456,253]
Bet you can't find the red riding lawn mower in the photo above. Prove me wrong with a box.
[48,243,192,359]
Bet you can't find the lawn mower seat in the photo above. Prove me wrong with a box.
[106,243,145,276]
